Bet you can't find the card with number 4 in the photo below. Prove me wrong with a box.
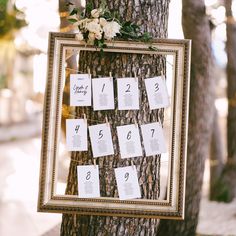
[141,122,167,156]
[92,77,115,111]
[66,119,88,151]
[145,76,170,110]
[116,124,142,159]
[89,123,114,158]
[77,165,100,198]
[117,77,139,110]
[115,166,141,200]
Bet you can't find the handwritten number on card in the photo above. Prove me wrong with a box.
[86,171,91,180]
[154,83,159,92]
[101,83,105,93]
[124,172,129,181]
[127,131,132,140]
[98,130,103,139]
[75,125,80,134]
[125,84,131,93]
[151,128,155,138]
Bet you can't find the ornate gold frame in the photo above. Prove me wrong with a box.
[37,32,191,219]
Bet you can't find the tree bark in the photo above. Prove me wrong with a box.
[60,0,170,235]
[210,0,236,203]
[209,108,224,201]
[158,1,214,235]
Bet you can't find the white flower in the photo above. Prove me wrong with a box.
[91,9,101,18]
[99,18,107,27]
[86,20,102,35]
[95,32,102,40]
[78,18,91,29]
[103,21,121,40]
[75,31,84,41]
[88,32,96,42]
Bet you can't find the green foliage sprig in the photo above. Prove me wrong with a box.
[67,1,152,50]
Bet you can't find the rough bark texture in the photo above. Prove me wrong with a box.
[211,0,236,203]
[226,0,236,162]
[60,0,170,235]
[158,1,214,235]
[209,108,224,201]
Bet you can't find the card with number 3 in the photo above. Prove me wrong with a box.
[145,76,170,110]
[115,166,141,200]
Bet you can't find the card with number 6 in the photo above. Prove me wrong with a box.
[141,122,167,156]
[77,165,100,198]
[145,76,170,110]
[115,166,141,200]
[116,124,142,159]
[89,123,114,158]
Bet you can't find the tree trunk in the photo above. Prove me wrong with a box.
[158,1,214,235]
[60,0,170,235]
[211,0,236,203]
[209,108,224,200]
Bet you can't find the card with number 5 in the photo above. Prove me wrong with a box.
[145,76,170,110]
[89,123,114,158]
[116,124,142,159]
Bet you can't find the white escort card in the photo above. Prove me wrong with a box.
[117,77,139,110]
[141,122,167,156]
[145,76,170,110]
[115,166,141,200]
[89,123,114,158]
[66,119,88,151]
[77,165,100,198]
[116,124,142,159]
[92,77,115,111]
[70,74,91,106]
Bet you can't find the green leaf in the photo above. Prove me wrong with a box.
[70,8,78,16]
[149,46,158,51]
[68,18,77,23]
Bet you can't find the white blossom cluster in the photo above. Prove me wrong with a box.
[70,8,121,44]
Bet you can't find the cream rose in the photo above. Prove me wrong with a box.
[86,20,102,35]
[103,21,121,40]
[91,9,101,18]
[75,31,84,41]
[99,18,107,27]
[88,32,96,42]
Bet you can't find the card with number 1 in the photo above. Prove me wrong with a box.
[92,77,115,111]
[66,119,88,151]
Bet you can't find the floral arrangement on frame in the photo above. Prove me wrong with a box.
[68,1,152,50]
